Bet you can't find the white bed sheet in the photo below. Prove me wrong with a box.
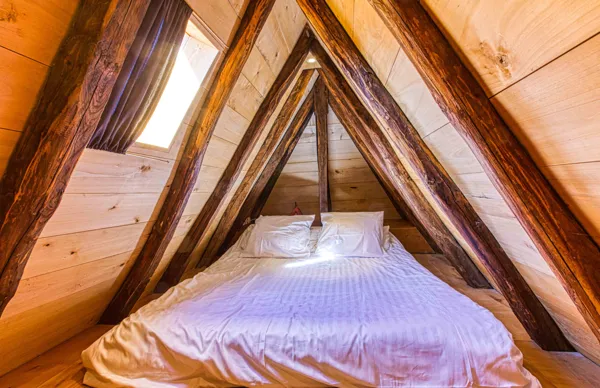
[82,228,539,387]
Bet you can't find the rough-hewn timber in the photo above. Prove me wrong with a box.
[298,0,572,351]
[155,27,313,291]
[314,49,488,289]
[314,77,330,226]
[368,0,600,344]
[0,0,151,316]
[100,0,276,324]
[199,69,316,267]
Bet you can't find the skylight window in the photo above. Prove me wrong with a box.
[135,21,219,149]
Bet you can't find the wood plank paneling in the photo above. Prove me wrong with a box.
[0,128,20,177]
[492,34,600,168]
[0,47,47,131]
[0,0,79,65]
[421,0,600,96]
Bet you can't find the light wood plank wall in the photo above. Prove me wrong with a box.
[323,0,600,364]
[263,109,403,219]
[0,0,305,375]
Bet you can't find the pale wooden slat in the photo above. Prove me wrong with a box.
[492,34,600,167]
[0,47,47,131]
[0,0,79,65]
[3,251,131,319]
[422,0,600,96]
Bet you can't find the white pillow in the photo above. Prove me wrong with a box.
[243,215,315,258]
[315,212,385,257]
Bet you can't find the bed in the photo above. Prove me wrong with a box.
[82,227,539,387]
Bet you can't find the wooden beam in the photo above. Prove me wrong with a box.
[227,90,316,251]
[155,27,313,292]
[314,51,488,289]
[199,69,316,267]
[298,0,572,351]
[314,77,330,225]
[368,0,600,344]
[0,0,151,316]
[100,0,276,324]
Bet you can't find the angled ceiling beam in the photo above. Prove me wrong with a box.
[314,77,330,226]
[100,0,276,324]
[155,27,313,292]
[233,90,316,242]
[249,91,316,220]
[368,0,600,344]
[202,90,316,268]
[0,0,151,316]
[314,47,488,289]
[199,69,316,268]
[298,0,572,351]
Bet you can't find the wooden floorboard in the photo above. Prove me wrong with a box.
[1,255,598,386]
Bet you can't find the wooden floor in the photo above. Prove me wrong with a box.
[1,254,599,387]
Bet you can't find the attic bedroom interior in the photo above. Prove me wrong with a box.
[1,0,599,386]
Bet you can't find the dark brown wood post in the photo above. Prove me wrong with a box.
[368,0,600,343]
[0,0,151,316]
[297,0,572,351]
[314,77,330,226]
[100,0,277,324]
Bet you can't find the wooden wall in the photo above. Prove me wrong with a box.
[322,0,600,364]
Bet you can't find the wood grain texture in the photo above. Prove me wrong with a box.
[220,90,316,258]
[200,69,316,265]
[315,48,488,289]
[420,0,600,96]
[314,77,330,225]
[369,0,600,345]
[0,0,151,317]
[156,28,312,290]
[298,0,571,351]
[100,0,276,324]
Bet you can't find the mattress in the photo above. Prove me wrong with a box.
[82,227,539,387]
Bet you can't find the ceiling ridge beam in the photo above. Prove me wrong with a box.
[199,68,316,268]
[297,0,572,351]
[155,26,313,292]
[314,77,330,226]
[100,0,277,324]
[368,0,600,344]
[0,0,151,317]
[313,44,488,289]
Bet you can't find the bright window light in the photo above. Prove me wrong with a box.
[136,22,219,149]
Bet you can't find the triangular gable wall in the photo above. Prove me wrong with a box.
[261,109,435,254]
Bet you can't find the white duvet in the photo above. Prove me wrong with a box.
[82,228,539,387]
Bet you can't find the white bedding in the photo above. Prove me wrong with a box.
[82,228,539,387]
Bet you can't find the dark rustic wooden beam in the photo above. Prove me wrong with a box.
[314,53,488,289]
[228,90,316,251]
[0,0,151,316]
[368,0,600,344]
[199,69,316,267]
[155,27,313,292]
[100,0,276,324]
[314,77,330,226]
[298,0,572,351]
